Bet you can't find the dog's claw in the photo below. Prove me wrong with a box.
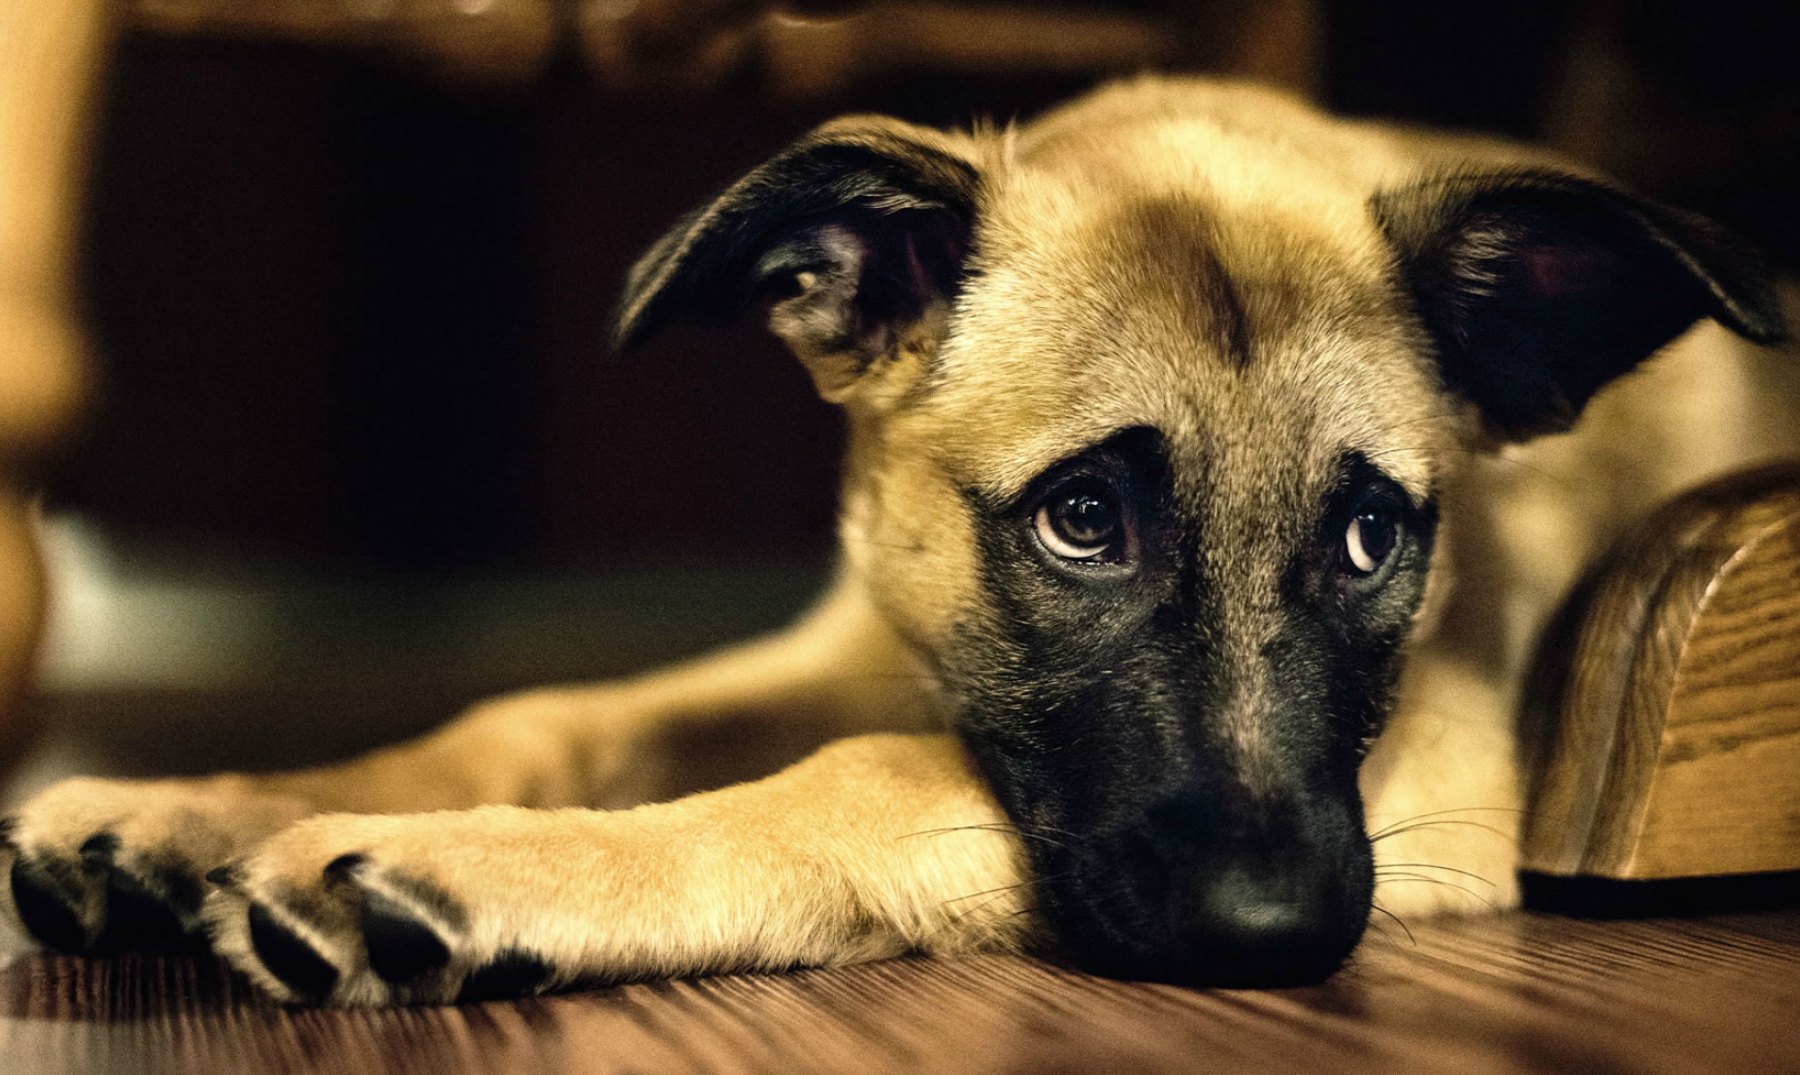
[322,853,366,886]
[247,902,340,1001]
[7,828,203,954]
[9,855,88,952]
[360,887,452,984]
[93,867,188,953]
[457,950,552,1003]
[4,777,315,959]
[78,832,121,866]
[212,835,558,1006]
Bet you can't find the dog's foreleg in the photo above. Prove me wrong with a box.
[201,733,1031,1005]
[2,582,939,952]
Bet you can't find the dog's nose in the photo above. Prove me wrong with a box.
[1048,794,1371,987]
[1171,864,1357,987]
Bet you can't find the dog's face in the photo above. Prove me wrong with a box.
[615,84,1783,986]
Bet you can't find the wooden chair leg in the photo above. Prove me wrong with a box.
[1522,462,1800,881]
[0,0,111,770]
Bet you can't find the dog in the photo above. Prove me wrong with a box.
[2,77,1792,1005]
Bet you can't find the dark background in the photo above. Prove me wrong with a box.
[54,0,1800,575]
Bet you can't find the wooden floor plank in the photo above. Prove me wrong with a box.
[3,909,1798,1074]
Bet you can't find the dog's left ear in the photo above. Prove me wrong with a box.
[1374,170,1788,440]
[611,116,981,404]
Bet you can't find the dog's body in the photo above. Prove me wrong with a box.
[4,78,1793,1003]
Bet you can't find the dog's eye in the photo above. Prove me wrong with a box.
[1035,486,1124,562]
[1342,508,1400,576]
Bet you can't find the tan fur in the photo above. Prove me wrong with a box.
[205,735,1027,1006]
[4,77,1794,1004]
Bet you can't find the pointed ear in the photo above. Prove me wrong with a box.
[1373,170,1788,440]
[611,116,981,403]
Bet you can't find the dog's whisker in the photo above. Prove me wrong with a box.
[900,823,1068,850]
[1375,805,1527,816]
[1366,805,1525,835]
[1373,869,1496,903]
[942,882,1029,906]
[1370,818,1513,843]
[1369,806,1523,827]
[995,821,1079,848]
[933,873,1062,939]
[1374,875,1500,912]
[1369,903,1415,946]
[1361,920,1407,956]
[903,824,1005,841]
[835,536,929,553]
[1373,861,1497,886]
[1372,870,1441,884]
[955,890,1028,927]
[1015,821,1083,843]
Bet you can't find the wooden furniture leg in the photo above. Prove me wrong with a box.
[1523,462,1800,882]
[0,0,109,771]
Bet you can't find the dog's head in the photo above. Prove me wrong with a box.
[614,84,1784,986]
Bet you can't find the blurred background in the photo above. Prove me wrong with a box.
[1,0,1796,797]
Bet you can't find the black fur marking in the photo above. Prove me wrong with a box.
[456,950,552,1002]
[1309,454,1439,750]
[360,887,452,984]
[247,903,339,1000]
[1115,198,1255,368]
[1374,170,1787,440]
[205,864,242,889]
[10,856,87,952]
[950,436,1437,986]
[92,868,186,954]
[0,816,16,848]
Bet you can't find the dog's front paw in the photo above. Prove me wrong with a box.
[2,776,311,954]
[204,810,563,1006]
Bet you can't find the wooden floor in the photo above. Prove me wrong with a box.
[3,908,1797,1074]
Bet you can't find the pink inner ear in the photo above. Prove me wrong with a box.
[1520,242,1611,298]
[812,223,872,275]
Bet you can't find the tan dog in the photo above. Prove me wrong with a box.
[3,78,1792,1004]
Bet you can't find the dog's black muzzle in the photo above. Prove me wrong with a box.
[1036,781,1373,988]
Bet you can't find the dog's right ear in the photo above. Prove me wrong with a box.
[1374,170,1787,441]
[611,117,982,404]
